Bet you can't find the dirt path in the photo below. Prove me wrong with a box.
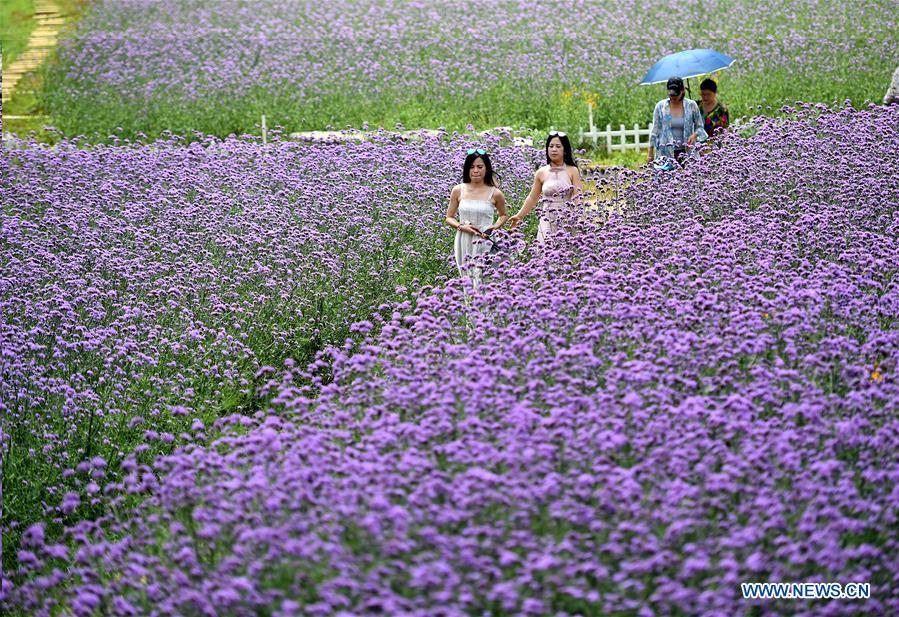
[2,0,64,110]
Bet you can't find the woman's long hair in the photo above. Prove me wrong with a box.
[545,133,578,169]
[462,151,498,186]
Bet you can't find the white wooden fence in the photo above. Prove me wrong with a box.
[575,104,652,152]
[579,123,653,152]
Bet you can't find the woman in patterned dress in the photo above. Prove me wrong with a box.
[698,78,729,140]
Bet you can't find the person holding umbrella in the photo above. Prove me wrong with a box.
[640,49,733,164]
[646,76,707,165]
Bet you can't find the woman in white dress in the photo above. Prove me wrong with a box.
[445,149,508,287]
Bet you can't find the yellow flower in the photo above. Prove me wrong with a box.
[871,362,883,382]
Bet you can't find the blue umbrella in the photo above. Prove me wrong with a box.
[639,48,735,85]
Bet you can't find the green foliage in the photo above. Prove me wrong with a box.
[0,0,35,69]
[39,67,889,146]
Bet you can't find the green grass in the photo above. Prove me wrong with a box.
[583,149,647,170]
[37,67,889,146]
[2,0,88,138]
[3,70,40,116]
[0,0,35,70]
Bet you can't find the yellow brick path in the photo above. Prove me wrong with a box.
[2,0,63,107]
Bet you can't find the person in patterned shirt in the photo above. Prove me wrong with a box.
[697,78,729,140]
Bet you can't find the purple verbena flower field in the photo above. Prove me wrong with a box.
[0,129,536,601]
[3,103,898,615]
[40,0,899,140]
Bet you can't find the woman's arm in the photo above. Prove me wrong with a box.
[446,185,479,236]
[508,170,544,228]
[489,190,509,230]
[445,185,462,230]
[569,166,583,193]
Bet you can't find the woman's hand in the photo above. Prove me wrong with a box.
[459,224,486,237]
[511,172,542,229]
[687,132,697,146]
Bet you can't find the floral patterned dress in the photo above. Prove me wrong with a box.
[699,100,729,137]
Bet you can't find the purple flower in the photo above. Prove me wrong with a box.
[4,103,899,617]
